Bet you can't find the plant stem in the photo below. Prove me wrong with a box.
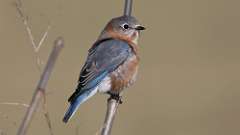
[17,37,64,135]
[124,0,133,16]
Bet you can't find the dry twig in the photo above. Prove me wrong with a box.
[101,98,121,135]
[0,102,29,108]
[15,0,56,134]
[17,37,64,135]
[16,0,51,70]
[42,93,54,135]
[124,0,133,16]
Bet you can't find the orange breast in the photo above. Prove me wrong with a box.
[110,55,139,94]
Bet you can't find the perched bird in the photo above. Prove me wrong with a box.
[63,15,145,123]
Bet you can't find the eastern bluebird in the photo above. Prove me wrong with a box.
[63,16,145,123]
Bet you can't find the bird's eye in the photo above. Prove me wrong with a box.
[122,24,129,29]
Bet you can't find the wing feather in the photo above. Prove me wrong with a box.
[68,39,131,103]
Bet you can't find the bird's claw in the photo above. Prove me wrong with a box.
[108,94,123,104]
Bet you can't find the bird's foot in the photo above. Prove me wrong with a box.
[107,93,123,104]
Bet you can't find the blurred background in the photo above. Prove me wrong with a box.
[1,0,240,135]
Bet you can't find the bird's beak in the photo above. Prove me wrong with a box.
[135,25,146,31]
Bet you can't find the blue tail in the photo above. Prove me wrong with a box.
[63,88,98,123]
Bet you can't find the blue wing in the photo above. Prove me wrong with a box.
[68,38,132,103]
[63,39,131,123]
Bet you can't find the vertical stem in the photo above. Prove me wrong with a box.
[101,98,120,135]
[124,0,133,16]
[17,37,64,135]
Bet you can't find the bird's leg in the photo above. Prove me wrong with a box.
[107,92,123,104]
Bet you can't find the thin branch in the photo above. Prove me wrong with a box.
[124,0,133,16]
[36,56,43,71]
[15,1,55,134]
[101,98,121,135]
[0,102,29,108]
[17,37,64,135]
[16,1,37,51]
[16,0,51,70]
[36,25,51,52]
[16,0,51,53]
[1,101,53,134]
[42,93,54,135]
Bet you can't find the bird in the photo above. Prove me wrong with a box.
[63,15,145,123]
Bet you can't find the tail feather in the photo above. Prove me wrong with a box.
[63,87,98,123]
[63,99,81,123]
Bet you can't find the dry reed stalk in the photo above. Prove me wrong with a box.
[15,0,56,134]
[17,37,64,135]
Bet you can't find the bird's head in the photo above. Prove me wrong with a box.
[100,16,145,44]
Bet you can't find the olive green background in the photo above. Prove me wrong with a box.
[1,0,240,135]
